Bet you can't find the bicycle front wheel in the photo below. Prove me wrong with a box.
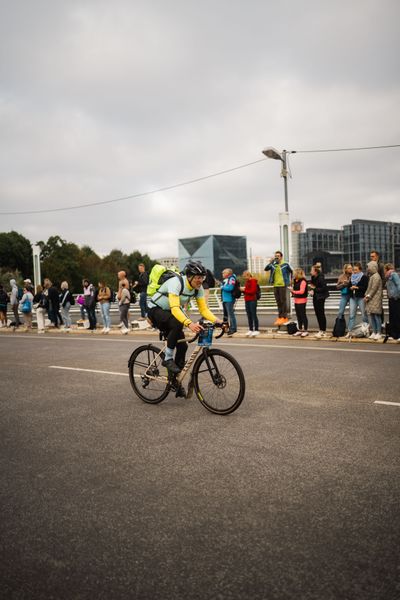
[193,348,245,415]
[128,344,170,404]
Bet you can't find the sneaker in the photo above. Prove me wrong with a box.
[293,331,302,337]
[344,332,352,339]
[280,318,289,324]
[121,327,129,335]
[104,327,110,334]
[315,331,326,338]
[245,331,253,337]
[162,359,181,374]
[101,327,106,333]
[374,333,382,341]
[369,333,377,340]
[301,331,309,337]
[252,331,260,337]
[118,322,124,328]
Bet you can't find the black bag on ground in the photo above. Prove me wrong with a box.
[332,316,346,337]
[287,322,298,335]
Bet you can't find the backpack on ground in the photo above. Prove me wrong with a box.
[147,264,183,297]
[232,277,241,300]
[351,322,369,338]
[332,316,346,337]
[287,321,298,335]
[256,283,261,301]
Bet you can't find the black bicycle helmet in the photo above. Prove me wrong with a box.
[184,260,207,277]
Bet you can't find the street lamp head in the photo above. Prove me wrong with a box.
[262,147,282,161]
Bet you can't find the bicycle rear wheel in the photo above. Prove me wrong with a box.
[193,348,245,415]
[128,344,170,404]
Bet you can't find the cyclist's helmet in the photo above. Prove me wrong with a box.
[184,260,207,278]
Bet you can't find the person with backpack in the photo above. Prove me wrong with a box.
[19,285,34,331]
[241,270,260,337]
[147,260,224,377]
[220,268,238,337]
[9,279,21,327]
[384,263,400,342]
[133,263,149,319]
[264,250,293,326]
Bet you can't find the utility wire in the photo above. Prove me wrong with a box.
[1,144,399,216]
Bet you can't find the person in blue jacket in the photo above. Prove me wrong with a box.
[220,268,237,336]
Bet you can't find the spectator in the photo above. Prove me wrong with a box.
[365,261,383,340]
[44,278,62,328]
[118,281,130,334]
[384,263,400,342]
[117,270,130,328]
[336,264,353,320]
[60,281,74,331]
[264,250,293,326]
[134,264,149,320]
[241,270,260,337]
[369,250,385,284]
[76,294,86,323]
[220,268,237,336]
[19,286,34,331]
[0,284,9,327]
[346,262,369,337]
[33,284,47,334]
[97,280,112,333]
[202,269,216,304]
[309,263,329,338]
[83,279,97,331]
[288,268,309,337]
[9,279,21,327]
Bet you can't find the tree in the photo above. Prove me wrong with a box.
[38,237,82,291]
[0,231,32,277]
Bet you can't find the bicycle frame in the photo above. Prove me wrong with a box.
[144,342,203,386]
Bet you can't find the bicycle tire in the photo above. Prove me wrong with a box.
[192,348,245,415]
[128,344,170,404]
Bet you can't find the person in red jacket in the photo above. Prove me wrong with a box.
[241,271,260,337]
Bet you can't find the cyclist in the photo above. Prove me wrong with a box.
[147,260,224,375]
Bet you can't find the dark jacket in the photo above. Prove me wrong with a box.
[135,271,149,293]
[349,275,368,298]
[47,286,60,308]
[310,273,329,300]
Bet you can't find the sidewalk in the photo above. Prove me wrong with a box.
[1,323,398,345]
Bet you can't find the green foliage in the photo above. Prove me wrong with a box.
[1,231,165,292]
[0,231,32,277]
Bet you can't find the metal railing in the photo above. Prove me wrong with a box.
[6,286,389,321]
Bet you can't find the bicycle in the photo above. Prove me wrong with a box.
[128,321,245,415]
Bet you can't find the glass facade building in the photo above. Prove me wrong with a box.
[343,219,400,267]
[298,228,343,274]
[178,235,247,279]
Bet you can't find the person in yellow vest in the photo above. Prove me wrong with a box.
[264,250,293,326]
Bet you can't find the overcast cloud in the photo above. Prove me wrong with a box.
[1,0,399,260]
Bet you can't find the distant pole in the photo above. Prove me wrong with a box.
[32,245,41,291]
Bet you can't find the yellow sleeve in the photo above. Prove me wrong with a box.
[196,297,217,323]
[168,293,192,327]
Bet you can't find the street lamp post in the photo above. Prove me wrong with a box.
[262,147,291,263]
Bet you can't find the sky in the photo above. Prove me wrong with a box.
[1,0,400,260]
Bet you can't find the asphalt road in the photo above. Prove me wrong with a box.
[1,333,399,600]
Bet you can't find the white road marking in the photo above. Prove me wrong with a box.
[374,400,400,407]
[49,365,128,377]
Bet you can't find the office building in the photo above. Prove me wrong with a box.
[298,228,343,274]
[343,219,400,266]
[178,234,247,278]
